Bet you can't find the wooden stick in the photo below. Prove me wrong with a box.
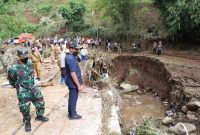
[89,67,101,77]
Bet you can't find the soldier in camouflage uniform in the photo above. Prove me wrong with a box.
[7,48,49,132]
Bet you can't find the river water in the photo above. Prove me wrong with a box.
[120,93,166,129]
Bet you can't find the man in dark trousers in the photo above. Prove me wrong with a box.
[65,43,83,120]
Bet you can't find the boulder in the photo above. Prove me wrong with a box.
[166,110,174,116]
[120,83,139,93]
[162,117,173,125]
[181,106,188,113]
[187,111,198,121]
[187,101,200,111]
[169,122,196,134]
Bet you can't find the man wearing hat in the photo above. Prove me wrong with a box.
[7,48,49,132]
[65,43,83,120]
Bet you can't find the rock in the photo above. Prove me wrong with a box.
[131,85,139,91]
[120,83,131,91]
[135,101,143,105]
[166,110,174,116]
[178,112,184,116]
[187,101,200,111]
[169,122,196,134]
[137,90,142,94]
[120,83,139,93]
[107,90,113,98]
[164,101,168,107]
[162,117,173,125]
[182,106,188,113]
[187,111,198,121]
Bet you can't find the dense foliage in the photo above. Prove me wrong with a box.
[0,0,66,40]
[83,0,166,41]
[155,0,200,42]
[0,0,37,39]
[59,1,86,32]
[86,0,133,40]
[0,15,37,39]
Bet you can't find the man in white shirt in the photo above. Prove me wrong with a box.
[60,49,68,85]
[80,47,88,64]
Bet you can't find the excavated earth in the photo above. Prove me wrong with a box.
[109,54,200,134]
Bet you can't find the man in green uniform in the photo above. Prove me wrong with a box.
[7,48,49,132]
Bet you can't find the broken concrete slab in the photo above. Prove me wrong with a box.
[108,105,122,135]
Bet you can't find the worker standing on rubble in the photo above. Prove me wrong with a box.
[65,43,83,120]
[7,48,49,132]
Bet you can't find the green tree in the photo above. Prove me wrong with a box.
[0,15,36,39]
[88,0,133,40]
[155,0,200,42]
[59,0,86,32]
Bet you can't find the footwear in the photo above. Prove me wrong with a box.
[35,115,49,122]
[69,114,82,120]
[25,121,31,132]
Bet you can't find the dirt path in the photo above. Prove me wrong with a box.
[0,65,102,135]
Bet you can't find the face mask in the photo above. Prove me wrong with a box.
[21,58,29,64]
[72,51,78,56]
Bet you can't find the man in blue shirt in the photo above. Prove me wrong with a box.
[65,43,83,120]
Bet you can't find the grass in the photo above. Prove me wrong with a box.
[135,117,161,135]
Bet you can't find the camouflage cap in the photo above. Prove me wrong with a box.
[17,48,29,59]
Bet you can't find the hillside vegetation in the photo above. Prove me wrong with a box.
[0,0,165,40]
[0,0,68,40]
[0,0,200,45]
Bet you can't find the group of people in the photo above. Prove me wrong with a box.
[153,41,162,55]
[105,40,122,53]
[7,42,84,132]
[5,35,166,133]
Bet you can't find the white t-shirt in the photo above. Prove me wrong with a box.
[60,52,66,68]
[80,48,88,56]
